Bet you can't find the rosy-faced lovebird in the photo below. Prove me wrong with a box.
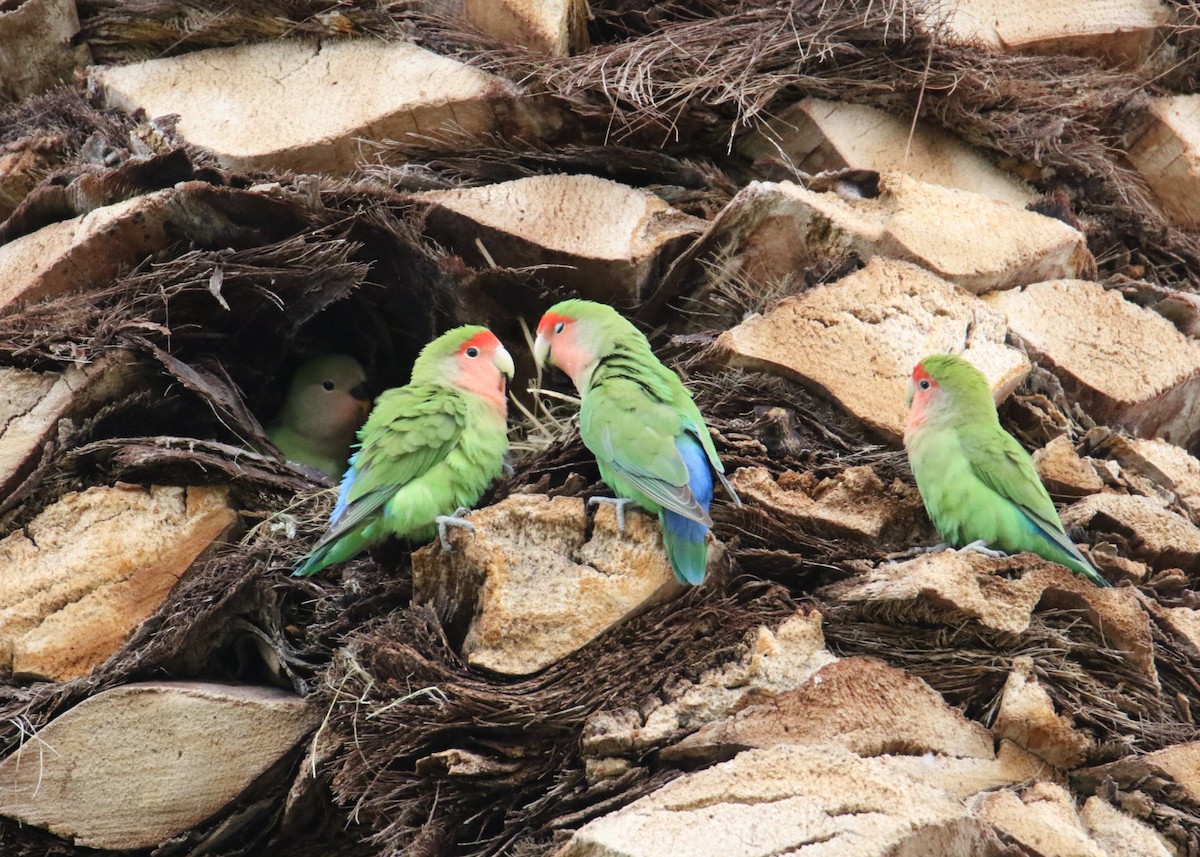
[533,299,739,585]
[268,354,371,479]
[904,353,1108,587]
[294,326,513,577]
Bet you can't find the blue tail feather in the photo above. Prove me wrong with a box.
[331,453,359,524]
[1016,506,1110,588]
[662,434,714,585]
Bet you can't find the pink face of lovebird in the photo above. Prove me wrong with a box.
[904,360,942,435]
[533,311,590,389]
[452,329,514,414]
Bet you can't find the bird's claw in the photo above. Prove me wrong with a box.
[957,540,1006,559]
[435,507,476,551]
[920,542,953,554]
[587,496,635,532]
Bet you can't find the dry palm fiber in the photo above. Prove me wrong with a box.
[305,343,934,856]
[71,0,1200,283]
[317,580,800,857]
[0,160,466,526]
[414,0,1200,288]
[4,3,1200,857]
[817,595,1200,852]
[817,592,1200,756]
[0,85,144,147]
[76,0,412,63]
[0,488,387,855]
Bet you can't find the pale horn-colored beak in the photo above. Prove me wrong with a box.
[533,332,550,370]
[493,343,515,379]
[904,377,915,409]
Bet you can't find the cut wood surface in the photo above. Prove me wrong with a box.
[688,174,1092,294]
[0,190,175,309]
[0,0,88,102]
[971,783,1111,857]
[560,744,1002,857]
[834,551,1153,672]
[740,98,1033,206]
[1080,798,1176,857]
[988,280,1200,452]
[0,682,316,849]
[583,612,838,757]
[0,145,53,222]
[0,181,304,311]
[923,0,1170,65]
[460,0,589,54]
[717,257,1030,441]
[1061,492,1200,574]
[993,656,1093,770]
[413,494,683,675]
[729,465,926,543]
[3,0,1200,854]
[420,174,703,304]
[0,352,139,505]
[1145,742,1200,804]
[96,39,549,174]
[1104,436,1200,523]
[663,656,996,764]
[0,484,236,681]
[1126,94,1200,228]
[1032,436,1105,499]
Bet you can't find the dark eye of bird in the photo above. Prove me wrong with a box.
[919,379,931,391]
[554,321,565,334]
[322,380,335,391]
[466,347,479,358]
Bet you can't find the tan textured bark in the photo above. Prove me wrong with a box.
[0,682,316,849]
[0,485,237,681]
[413,495,686,675]
[96,39,556,174]
[987,279,1200,450]
[740,98,1032,206]
[717,257,1030,441]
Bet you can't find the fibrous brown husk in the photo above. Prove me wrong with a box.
[0,511,377,855]
[318,580,799,857]
[77,0,411,63]
[0,135,469,856]
[5,2,1200,857]
[414,0,1200,292]
[0,161,467,513]
[366,144,737,209]
[0,86,139,154]
[69,0,1200,286]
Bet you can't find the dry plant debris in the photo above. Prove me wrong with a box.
[1,0,1200,856]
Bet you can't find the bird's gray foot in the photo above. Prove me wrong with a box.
[958,539,1006,558]
[435,507,476,551]
[587,496,635,532]
[885,542,952,564]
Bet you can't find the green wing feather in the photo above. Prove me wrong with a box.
[580,376,710,523]
[581,371,711,525]
[309,385,465,554]
[957,423,1092,567]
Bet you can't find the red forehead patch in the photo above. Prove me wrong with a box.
[537,311,571,335]
[460,329,499,353]
[912,362,933,384]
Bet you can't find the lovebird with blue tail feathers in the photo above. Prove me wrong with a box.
[904,353,1109,587]
[533,299,739,585]
[294,326,513,578]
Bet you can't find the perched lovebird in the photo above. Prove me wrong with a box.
[294,326,513,577]
[533,299,739,585]
[267,354,371,478]
[904,354,1109,587]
